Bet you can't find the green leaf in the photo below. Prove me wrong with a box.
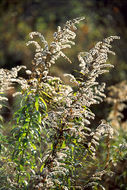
[39,97,47,111]
[68,177,71,188]
[38,112,42,124]
[41,91,52,99]
[26,172,30,180]
[0,144,2,152]
[61,140,66,148]
[35,95,39,111]
[30,142,36,150]
[25,90,34,101]
[0,115,3,122]
[51,143,53,150]
[82,105,87,110]
[72,139,78,146]
[71,145,74,160]
[19,164,24,171]
[40,163,45,173]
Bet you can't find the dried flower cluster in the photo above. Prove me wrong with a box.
[26,17,85,78]
[107,80,127,130]
[26,18,119,189]
[0,66,27,110]
[0,17,120,190]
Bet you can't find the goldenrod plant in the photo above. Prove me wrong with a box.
[0,17,121,190]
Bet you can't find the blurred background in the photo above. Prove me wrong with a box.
[0,0,127,122]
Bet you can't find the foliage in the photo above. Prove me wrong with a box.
[0,17,126,190]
